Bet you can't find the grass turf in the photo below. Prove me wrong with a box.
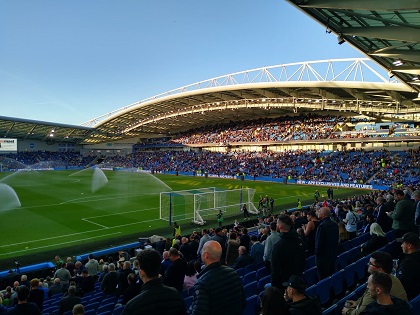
[0,169,369,269]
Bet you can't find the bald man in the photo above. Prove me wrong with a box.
[188,241,245,315]
[315,207,339,280]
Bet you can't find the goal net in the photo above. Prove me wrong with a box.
[160,187,216,225]
[160,187,258,226]
[194,188,258,225]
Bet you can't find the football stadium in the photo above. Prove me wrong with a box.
[0,2,420,315]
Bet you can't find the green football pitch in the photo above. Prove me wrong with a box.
[0,169,370,267]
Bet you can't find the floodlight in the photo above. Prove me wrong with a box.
[337,34,345,45]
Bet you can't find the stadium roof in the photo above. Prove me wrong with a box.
[80,58,420,144]
[3,1,420,145]
[0,116,94,144]
[286,0,420,92]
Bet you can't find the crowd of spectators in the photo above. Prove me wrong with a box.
[0,152,93,171]
[170,115,344,145]
[2,147,419,187]
[165,115,418,145]
[1,187,419,315]
[100,148,419,186]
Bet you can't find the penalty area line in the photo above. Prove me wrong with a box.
[82,218,109,229]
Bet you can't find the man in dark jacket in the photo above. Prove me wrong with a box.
[375,196,393,232]
[231,246,254,270]
[58,286,81,315]
[387,190,415,238]
[271,214,306,290]
[6,285,41,315]
[284,275,322,315]
[189,240,246,315]
[363,271,412,315]
[163,248,187,293]
[80,270,95,295]
[211,227,227,263]
[116,261,133,297]
[27,279,44,312]
[315,207,339,280]
[396,232,420,300]
[100,263,118,295]
[121,273,142,305]
[122,249,185,315]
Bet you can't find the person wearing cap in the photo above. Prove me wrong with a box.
[396,232,420,300]
[283,275,321,315]
[271,214,306,291]
[341,251,407,315]
[387,189,415,239]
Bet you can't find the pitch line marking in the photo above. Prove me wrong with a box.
[82,218,109,229]
[0,232,122,257]
[0,228,109,248]
[1,215,161,249]
[82,206,159,220]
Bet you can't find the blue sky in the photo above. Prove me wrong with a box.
[0,0,368,125]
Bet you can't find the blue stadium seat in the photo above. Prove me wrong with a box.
[343,262,357,292]
[354,257,369,284]
[303,266,318,287]
[101,296,117,306]
[410,294,420,314]
[243,271,257,285]
[113,305,124,315]
[385,230,395,242]
[255,261,265,270]
[315,276,332,307]
[243,264,257,274]
[257,275,271,293]
[305,284,317,297]
[84,310,96,315]
[305,255,316,270]
[97,302,115,314]
[242,295,259,315]
[336,292,356,314]
[256,267,269,280]
[347,246,361,264]
[322,304,337,315]
[336,251,349,271]
[84,301,100,312]
[354,283,367,300]
[331,269,345,300]
[243,281,258,299]
[236,267,248,277]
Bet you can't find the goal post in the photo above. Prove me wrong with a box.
[160,187,216,225]
[160,187,259,226]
